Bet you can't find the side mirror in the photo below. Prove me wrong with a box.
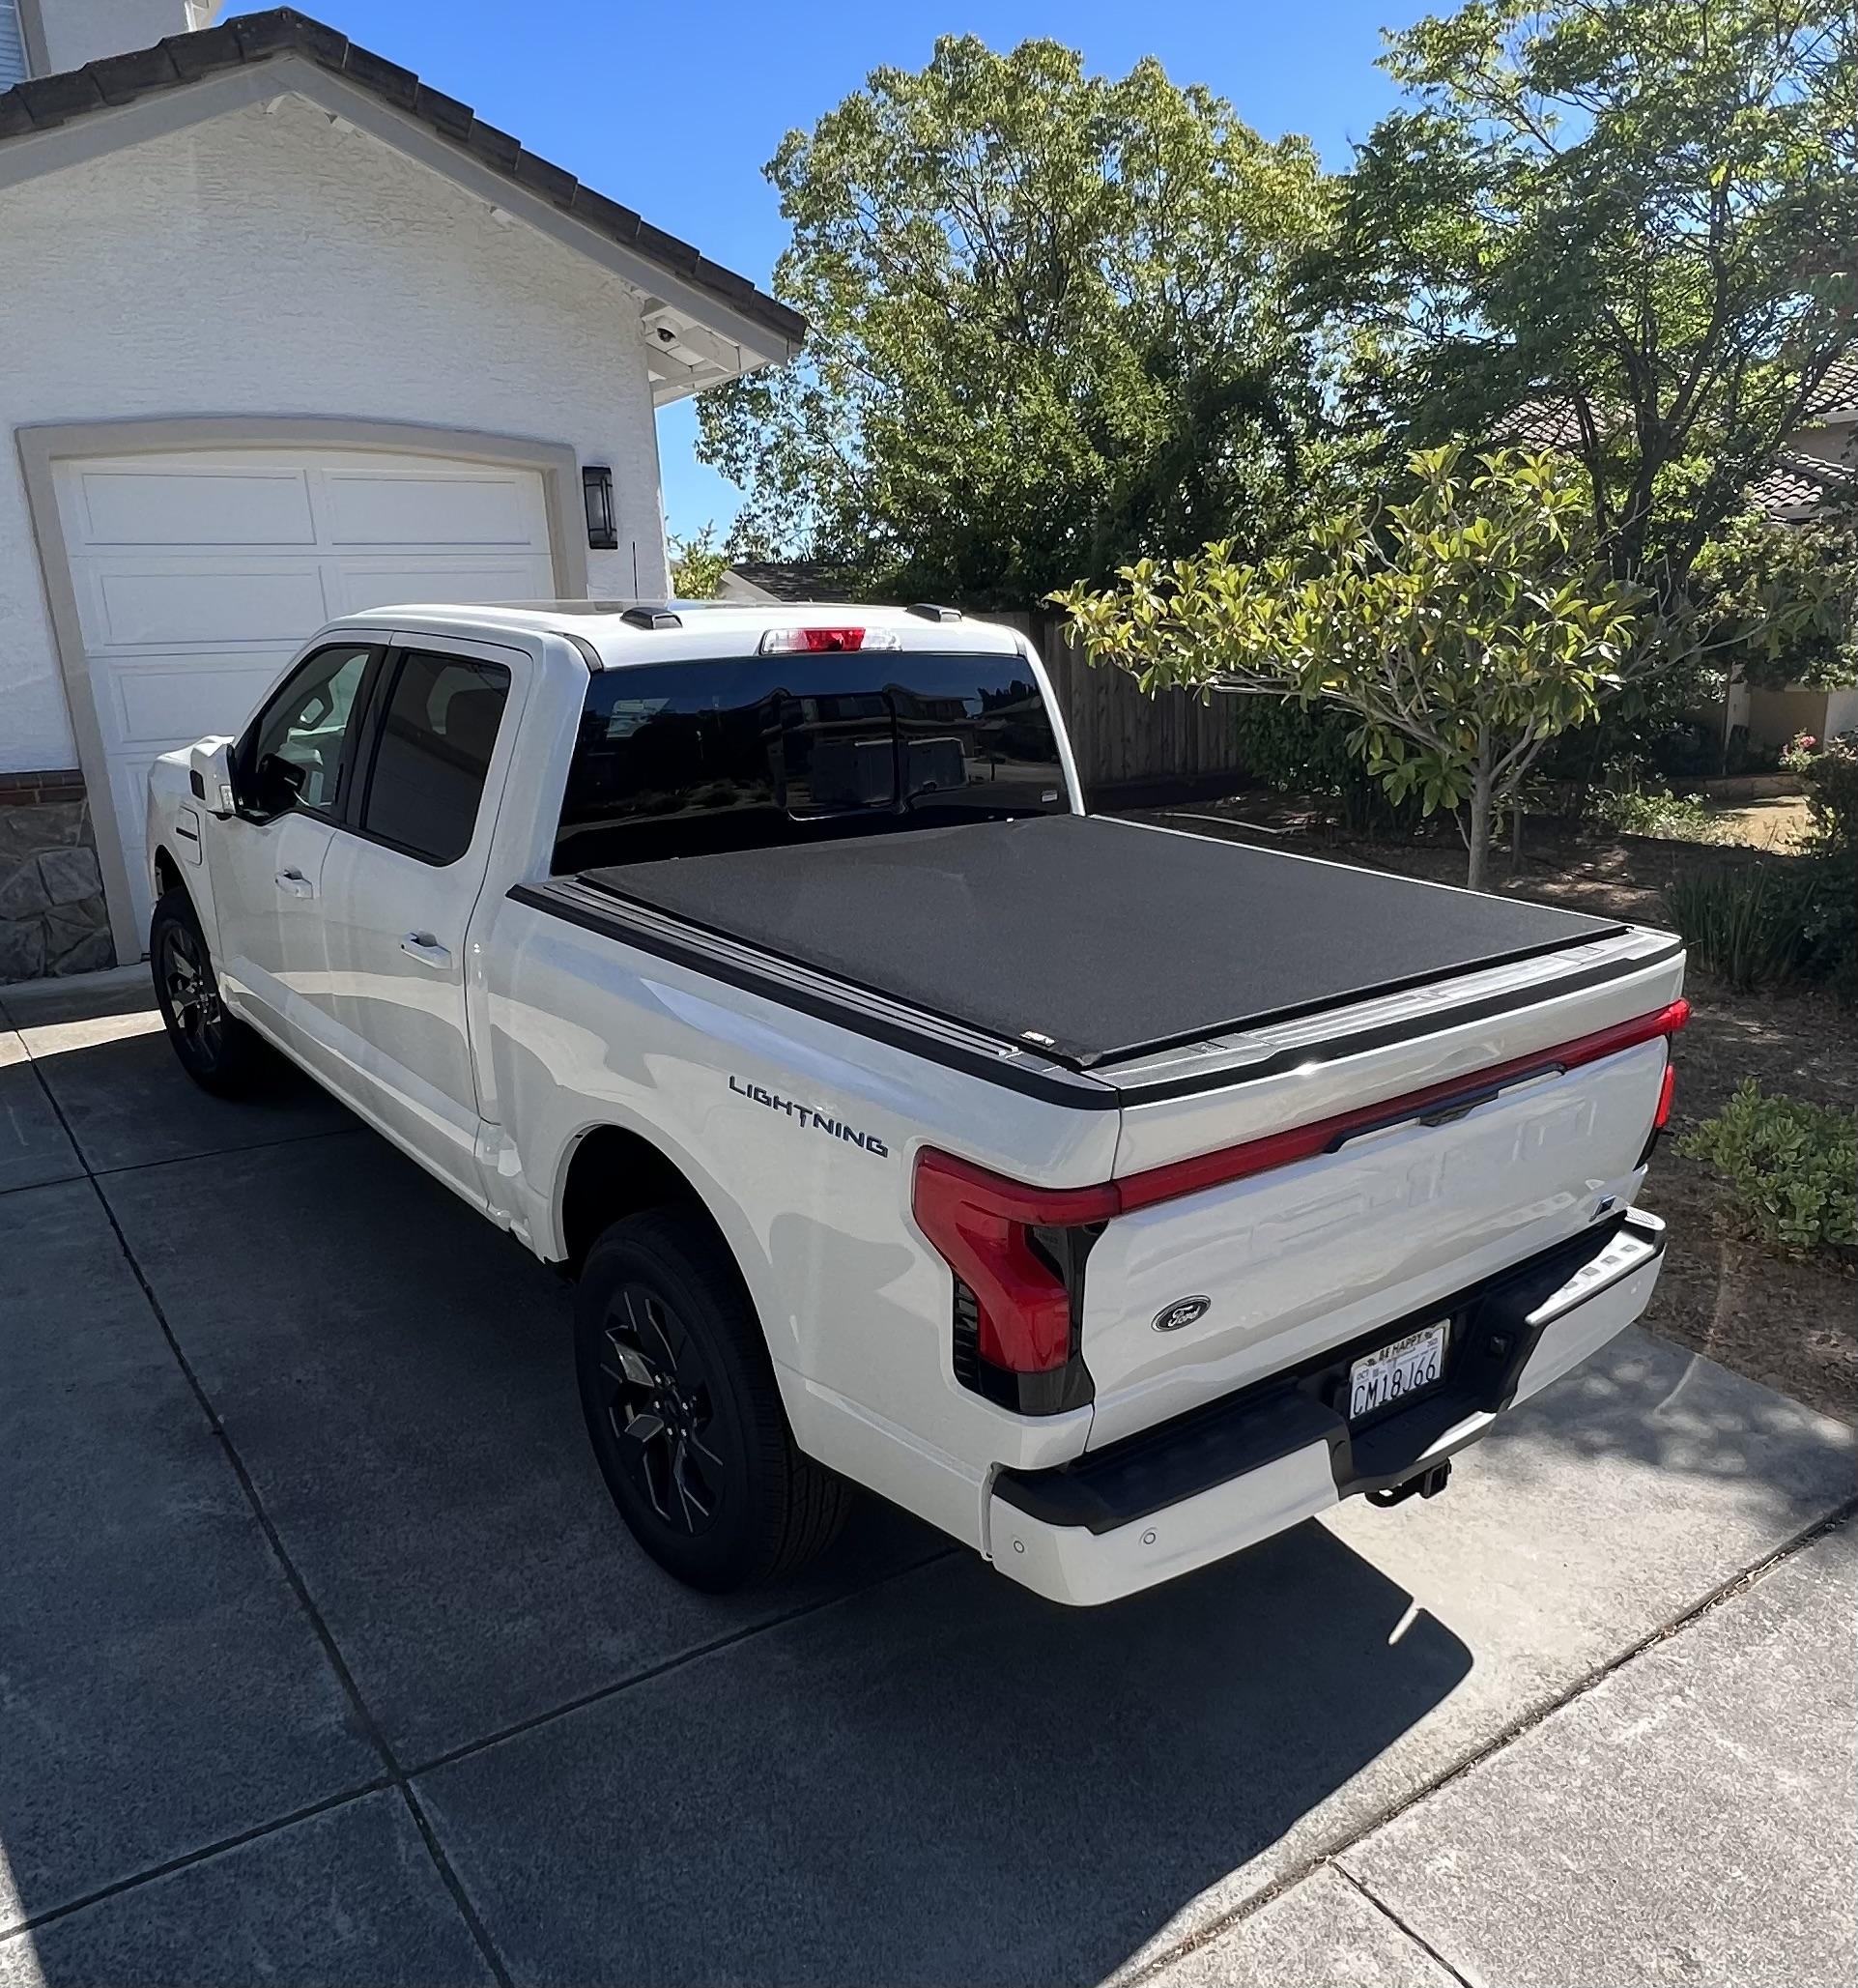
[188,738,237,820]
[255,752,307,817]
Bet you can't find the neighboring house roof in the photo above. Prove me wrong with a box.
[1499,397,1615,452]
[1805,349,1858,418]
[1748,448,1855,520]
[1500,353,1858,519]
[0,5,804,390]
[719,562,863,604]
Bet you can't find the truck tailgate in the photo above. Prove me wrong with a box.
[1080,996,1682,1449]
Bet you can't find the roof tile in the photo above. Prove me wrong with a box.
[570,183,642,244]
[338,43,417,110]
[229,12,300,59]
[88,45,182,104]
[17,70,105,124]
[160,19,241,81]
[414,81,473,144]
[464,117,521,173]
[512,148,577,208]
[634,219,701,276]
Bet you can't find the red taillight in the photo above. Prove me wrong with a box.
[1654,1059,1677,1131]
[911,1150,1114,1373]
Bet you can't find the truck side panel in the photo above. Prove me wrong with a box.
[476,893,1121,1550]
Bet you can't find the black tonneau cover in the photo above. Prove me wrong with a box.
[575,815,1624,1071]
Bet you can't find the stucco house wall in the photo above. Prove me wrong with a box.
[2,91,667,774]
[0,92,675,976]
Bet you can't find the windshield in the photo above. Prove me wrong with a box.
[551,652,1070,872]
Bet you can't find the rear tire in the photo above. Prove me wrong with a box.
[150,887,264,1097]
[574,1207,852,1593]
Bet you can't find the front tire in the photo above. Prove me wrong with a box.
[574,1207,852,1593]
[150,888,263,1096]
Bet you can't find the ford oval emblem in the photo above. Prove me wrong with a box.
[1152,1295,1211,1334]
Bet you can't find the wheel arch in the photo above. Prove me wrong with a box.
[151,845,186,908]
[556,1121,750,1289]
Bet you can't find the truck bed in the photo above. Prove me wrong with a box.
[561,815,1627,1072]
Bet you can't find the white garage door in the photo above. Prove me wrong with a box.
[51,447,558,945]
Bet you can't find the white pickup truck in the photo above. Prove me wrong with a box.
[147,600,1687,1606]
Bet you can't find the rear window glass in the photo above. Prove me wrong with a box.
[551,652,1069,872]
[361,651,510,865]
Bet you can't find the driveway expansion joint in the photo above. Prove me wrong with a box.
[1328,1859,1475,1988]
[1116,1495,1857,1987]
[0,1781,392,1944]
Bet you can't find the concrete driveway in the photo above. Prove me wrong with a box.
[2,968,1853,1988]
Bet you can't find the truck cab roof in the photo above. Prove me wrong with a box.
[315,599,1027,668]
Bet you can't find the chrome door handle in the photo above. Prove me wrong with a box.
[399,933,452,968]
[274,868,315,899]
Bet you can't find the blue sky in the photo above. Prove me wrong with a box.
[230,1,1422,538]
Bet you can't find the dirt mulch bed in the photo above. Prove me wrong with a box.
[1129,802,1858,1426]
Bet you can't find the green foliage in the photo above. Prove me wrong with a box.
[1693,511,1858,694]
[1054,445,1643,885]
[696,36,1335,606]
[1589,782,1719,841]
[1675,1081,1857,1253]
[1663,861,1826,986]
[1802,733,1858,853]
[669,525,729,600]
[1310,0,1858,627]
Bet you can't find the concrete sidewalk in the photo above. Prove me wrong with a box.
[1,970,1852,1986]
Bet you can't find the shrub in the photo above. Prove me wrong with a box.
[1801,733,1858,855]
[1663,862,1823,988]
[1590,783,1720,841]
[1675,1082,1857,1253]
[1780,729,1819,774]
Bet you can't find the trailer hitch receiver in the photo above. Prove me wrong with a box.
[1367,1458,1453,1509]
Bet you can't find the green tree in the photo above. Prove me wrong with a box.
[1310,0,1857,623]
[698,36,1334,608]
[1053,447,1644,889]
[1694,507,1858,694]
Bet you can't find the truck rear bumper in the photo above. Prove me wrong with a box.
[987,1209,1665,1607]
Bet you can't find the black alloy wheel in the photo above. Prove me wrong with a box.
[573,1208,853,1592]
[149,888,262,1096]
[596,1282,726,1536]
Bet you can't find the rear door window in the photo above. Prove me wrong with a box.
[359,649,511,865]
[553,653,1068,872]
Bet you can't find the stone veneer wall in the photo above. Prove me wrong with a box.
[0,770,115,983]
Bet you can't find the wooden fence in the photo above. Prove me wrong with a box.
[989,611,1252,799]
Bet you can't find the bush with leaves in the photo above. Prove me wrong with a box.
[669,526,730,600]
[1676,1082,1857,1254]
[1589,778,1719,843]
[1802,734,1858,854]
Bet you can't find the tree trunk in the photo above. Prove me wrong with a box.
[1466,747,1495,892]
[1509,800,1524,878]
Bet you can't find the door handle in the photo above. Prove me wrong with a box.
[274,868,315,900]
[400,932,452,969]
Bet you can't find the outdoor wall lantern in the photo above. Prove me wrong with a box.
[583,464,618,550]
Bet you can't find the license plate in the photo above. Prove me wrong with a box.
[1348,1321,1448,1421]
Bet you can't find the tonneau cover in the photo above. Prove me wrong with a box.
[578,815,1624,1070]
